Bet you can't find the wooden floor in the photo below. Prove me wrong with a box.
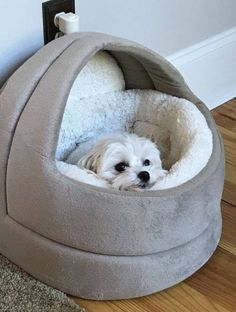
[73,99,236,312]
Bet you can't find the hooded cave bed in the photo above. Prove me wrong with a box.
[0,32,224,300]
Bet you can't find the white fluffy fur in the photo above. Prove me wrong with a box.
[56,161,109,188]
[68,133,166,191]
[56,52,213,191]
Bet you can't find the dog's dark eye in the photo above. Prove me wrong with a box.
[115,162,128,172]
[143,159,150,166]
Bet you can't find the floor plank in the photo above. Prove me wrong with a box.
[216,126,236,165]
[74,280,231,312]
[185,248,236,312]
[214,99,236,121]
[223,163,236,206]
[73,99,236,312]
[212,111,236,133]
[220,201,236,255]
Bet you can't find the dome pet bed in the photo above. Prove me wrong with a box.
[0,32,224,300]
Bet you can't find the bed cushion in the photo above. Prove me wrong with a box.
[56,52,212,190]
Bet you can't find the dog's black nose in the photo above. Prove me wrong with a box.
[138,171,150,182]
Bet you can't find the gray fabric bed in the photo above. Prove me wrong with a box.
[0,32,224,300]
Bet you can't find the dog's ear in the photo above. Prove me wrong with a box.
[78,141,108,173]
[79,149,101,173]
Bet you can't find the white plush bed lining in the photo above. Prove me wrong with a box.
[56,52,212,190]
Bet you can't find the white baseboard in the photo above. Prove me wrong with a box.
[167,27,236,110]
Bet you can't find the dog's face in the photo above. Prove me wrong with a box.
[79,134,166,191]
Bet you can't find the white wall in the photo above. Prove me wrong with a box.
[0,0,43,87]
[78,0,236,56]
[1,0,236,107]
[78,0,236,108]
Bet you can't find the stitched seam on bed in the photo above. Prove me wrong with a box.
[4,210,221,258]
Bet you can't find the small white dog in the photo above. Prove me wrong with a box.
[72,133,166,191]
